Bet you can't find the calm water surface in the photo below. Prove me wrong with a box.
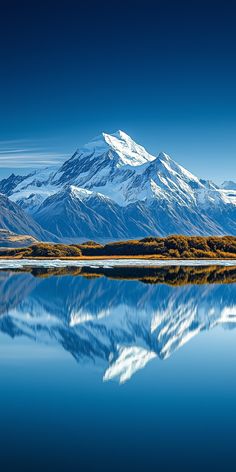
[0,266,236,471]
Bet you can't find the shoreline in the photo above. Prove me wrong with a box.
[0,254,236,261]
[0,257,236,269]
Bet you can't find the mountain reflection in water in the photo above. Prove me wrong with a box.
[0,265,235,384]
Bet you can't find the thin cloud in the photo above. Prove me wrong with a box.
[0,148,41,154]
[0,136,70,166]
[0,140,68,168]
[0,161,64,168]
[0,157,66,168]
[0,137,56,147]
[0,138,37,146]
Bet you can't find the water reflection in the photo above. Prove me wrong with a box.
[0,265,235,383]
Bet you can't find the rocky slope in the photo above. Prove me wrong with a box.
[0,193,56,241]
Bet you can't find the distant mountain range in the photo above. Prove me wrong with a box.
[221,180,236,190]
[0,130,235,241]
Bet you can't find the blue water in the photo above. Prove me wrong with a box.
[0,268,236,471]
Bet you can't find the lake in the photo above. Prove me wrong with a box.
[0,264,236,471]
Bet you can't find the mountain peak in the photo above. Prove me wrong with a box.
[73,130,156,167]
[103,129,128,139]
[99,130,156,166]
[157,151,170,161]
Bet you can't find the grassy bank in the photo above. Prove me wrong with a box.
[0,235,236,259]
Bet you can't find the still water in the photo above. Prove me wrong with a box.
[0,265,236,471]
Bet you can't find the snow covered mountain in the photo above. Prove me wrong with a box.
[0,172,33,196]
[34,186,157,239]
[0,269,235,383]
[1,130,236,239]
[221,180,236,190]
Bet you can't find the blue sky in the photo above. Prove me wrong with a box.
[0,0,235,183]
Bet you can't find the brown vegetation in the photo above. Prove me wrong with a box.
[0,243,82,258]
[0,235,236,259]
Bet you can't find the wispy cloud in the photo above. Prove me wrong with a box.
[0,139,67,168]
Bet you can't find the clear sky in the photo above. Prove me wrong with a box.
[0,0,235,183]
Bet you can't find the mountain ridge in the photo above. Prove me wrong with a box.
[0,131,235,240]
